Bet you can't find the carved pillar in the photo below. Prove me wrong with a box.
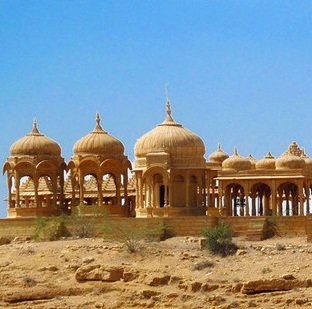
[7,175,12,208]
[97,177,103,206]
[79,172,84,205]
[15,175,20,208]
[52,176,57,208]
[306,185,310,215]
[211,179,216,208]
[116,175,121,206]
[298,181,304,215]
[123,172,128,207]
[185,172,190,208]
[34,177,39,208]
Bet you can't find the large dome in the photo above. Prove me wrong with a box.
[134,101,205,161]
[10,120,61,156]
[73,113,124,157]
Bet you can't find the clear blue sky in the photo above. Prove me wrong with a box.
[1,1,312,217]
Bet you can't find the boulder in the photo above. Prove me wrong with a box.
[75,265,124,282]
[241,278,307,294]
[147,275,170,286]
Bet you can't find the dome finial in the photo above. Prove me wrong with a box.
[31,118,40,135]
[93,112,105,132]
[218,143,221,151]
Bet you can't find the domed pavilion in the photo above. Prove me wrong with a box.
[133,100,206,217]
[213,141,312,217]
[3,120,66,217]
[67,113,132,216]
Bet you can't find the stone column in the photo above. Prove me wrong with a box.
[123,172,128,207]
[211,179,215,208]
[298,181,304,215]
[52,176,57,208]
[306,185,310,215]
[7,175,12,208]
[116,175,121,206]
[271,181,277,216]
[34,177,39,208]
[185,172,190,208]
[79,172,84,205]
[97,178,103,206]
[251,192,256,216]
[15,175,20,208]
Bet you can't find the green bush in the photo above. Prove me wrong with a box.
[32,215,71,241]
[202,221,238,257]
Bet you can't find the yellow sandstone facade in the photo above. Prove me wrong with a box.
[3,101,312,219]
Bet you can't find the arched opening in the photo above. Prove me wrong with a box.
[18,176,34,208]
[250,183,272,216]
[153,173,165,208]
[277,182,299,216]
[37,175,54,208]
[225,183,245,216]
[102,173,117,205]
[83,174,98,205]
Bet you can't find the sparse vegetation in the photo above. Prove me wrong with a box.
[262,267,272,274]
[202,221,238,257]
[276,243,286,251]
[263,218,280,239]
[32,215,71,241]
[22,275,36,287]
[144,222,176,241]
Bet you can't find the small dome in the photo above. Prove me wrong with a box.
[256,152,276,170]
[134,101,205,162]
[222,148,252,171]
[208,144,229,165]
[10,120,61,156]
[302,154,312,171]
[248,154,257,169]
[276,151,305,170]
[73,113,124,157]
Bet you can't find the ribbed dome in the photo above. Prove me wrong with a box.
[302,154,312,171]
[256,152,276,170]
[222,148,252,171]
[248,154,257,169]
[73,113,124,156]
[276,151,305,170]
[208,144,229,164]
[134,101,205,160]
[10,120,61,156]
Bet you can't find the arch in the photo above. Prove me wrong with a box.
[100,159,122,173]
[142,165,168,182]
[36,160,57,170]
[224,183,245,216]
[277,182,299,216]
[122,159,132,171]
[78,159,100,177]
[66,161,76,172]
[250,183,272,216]
[13,161,35,172]
[2,162,12,175]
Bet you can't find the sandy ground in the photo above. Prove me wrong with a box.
[1,235,312,308]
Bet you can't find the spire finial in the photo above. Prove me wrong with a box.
[218,143,221,151]
[234,147,239,156]
[31,118,40,134]
[93,112,105,132]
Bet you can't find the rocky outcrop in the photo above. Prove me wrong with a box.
[75,265,124,282]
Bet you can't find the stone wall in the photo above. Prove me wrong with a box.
[0,216,309,239]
